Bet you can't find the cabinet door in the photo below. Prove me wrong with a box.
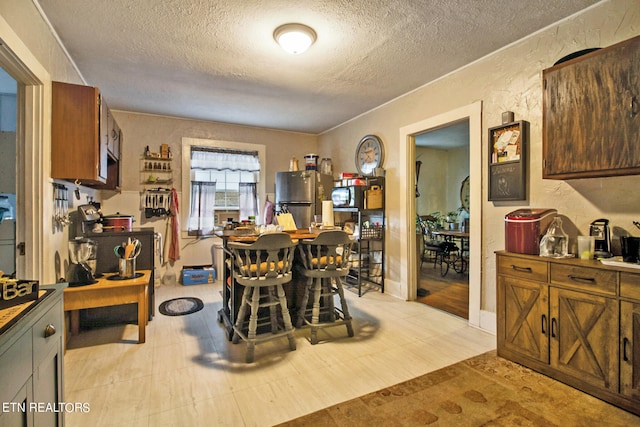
[543,35,640,179]
[33,344,63,426]
[497,275,549,363]
[0,380,32,427]
[51,81,107,184]
[621,301,640,401]
[550,287,618,391]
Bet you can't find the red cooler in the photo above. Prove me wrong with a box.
[505,209,557,254]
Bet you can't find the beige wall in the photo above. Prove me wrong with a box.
[415,144,471,219]
[102,111,318,276]
[2,0,640,311]
[320,0,640,316]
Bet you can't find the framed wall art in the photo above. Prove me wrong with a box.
[488,120,528,201]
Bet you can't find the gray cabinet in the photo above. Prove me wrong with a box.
[0,284,66,427]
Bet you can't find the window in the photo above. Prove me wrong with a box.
[182,138,266,236]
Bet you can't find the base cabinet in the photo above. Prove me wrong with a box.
[550,287,618,392]
[621,301,640,401]
[0,284,66,427]
[497,252,639,416]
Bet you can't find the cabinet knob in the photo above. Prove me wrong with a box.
[44,323,56,338]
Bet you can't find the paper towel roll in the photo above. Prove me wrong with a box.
[322,200,334,227]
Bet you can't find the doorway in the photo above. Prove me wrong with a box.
[399,101,483,329]
[0,31,48,282]
[415,120,470,319]
[0,67,17,275]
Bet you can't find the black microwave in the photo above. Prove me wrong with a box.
[331,186,366,209]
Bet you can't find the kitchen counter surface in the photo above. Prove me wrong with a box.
[64,270,150,346]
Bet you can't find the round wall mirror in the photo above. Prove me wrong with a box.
[460,176,470,213]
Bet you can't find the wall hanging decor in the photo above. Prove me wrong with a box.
[488,120,528,201]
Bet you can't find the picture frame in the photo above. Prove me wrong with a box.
[488,120,528,201]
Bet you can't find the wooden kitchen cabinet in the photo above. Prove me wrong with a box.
[620,273,640,403]
[52,81,121,189]
[497,252,638,416]
[542,35,640,179]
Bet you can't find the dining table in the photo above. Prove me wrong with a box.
[431,229,469,274]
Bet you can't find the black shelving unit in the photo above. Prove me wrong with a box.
[334,207,385,296]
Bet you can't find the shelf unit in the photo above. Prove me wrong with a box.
[334,207,384,296]
[140,157,173,185]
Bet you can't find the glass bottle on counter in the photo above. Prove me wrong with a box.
[540,216,568,257]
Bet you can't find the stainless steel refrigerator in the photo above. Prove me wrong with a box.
[275,171,333,229]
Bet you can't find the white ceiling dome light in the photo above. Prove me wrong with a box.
[274,23,317,55]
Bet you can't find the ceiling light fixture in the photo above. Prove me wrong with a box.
[274,23,317,55]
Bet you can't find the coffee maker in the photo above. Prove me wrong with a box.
[589,218,612,258]
[66,237,98,287]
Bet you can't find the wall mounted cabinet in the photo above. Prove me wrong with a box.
[52,81,121,190]
[542,35,640,179]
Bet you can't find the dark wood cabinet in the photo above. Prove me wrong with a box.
[52,81,121,189]
[542,35,640,179]
[497,252,639,416]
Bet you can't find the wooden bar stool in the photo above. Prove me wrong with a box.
[297,230,354,344]
[228,233,297,363]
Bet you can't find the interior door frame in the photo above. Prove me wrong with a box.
[0,16,51,282]
[399,101,483,328]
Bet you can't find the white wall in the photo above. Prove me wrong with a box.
[320,0,640,315]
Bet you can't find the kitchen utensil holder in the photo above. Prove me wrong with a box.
[118,258,136,279]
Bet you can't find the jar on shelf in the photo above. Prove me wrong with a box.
[319,158,333,176]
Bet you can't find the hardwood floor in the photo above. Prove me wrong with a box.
[417,256,469,319]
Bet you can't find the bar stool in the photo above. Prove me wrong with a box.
[227,233,297,363]
[297,230,354,344]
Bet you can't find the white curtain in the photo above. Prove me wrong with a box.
[239,183,258,222]
[190,150,260,172]
[188,181,216,235]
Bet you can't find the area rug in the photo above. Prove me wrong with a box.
[277,350,640,426]
[158,297,204,316]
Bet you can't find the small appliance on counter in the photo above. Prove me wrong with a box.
[505,208,557,255]
[77,203,101,234]
[66,237,98,287]
[589,218,612,258]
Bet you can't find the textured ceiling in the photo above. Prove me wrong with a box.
[36,0,600,134]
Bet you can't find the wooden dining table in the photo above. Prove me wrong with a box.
[431,230,469,274]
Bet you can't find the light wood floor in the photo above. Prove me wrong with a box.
[64,279,495,426]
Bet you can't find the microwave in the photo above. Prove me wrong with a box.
[332,186,366,209]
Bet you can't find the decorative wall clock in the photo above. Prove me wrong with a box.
[355,134,384,175]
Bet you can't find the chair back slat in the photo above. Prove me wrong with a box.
[298,230,353,272]
[228,233,296,281]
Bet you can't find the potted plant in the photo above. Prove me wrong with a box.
[445,207,463,230]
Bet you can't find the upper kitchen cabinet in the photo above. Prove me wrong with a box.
[51,81,121,189]
[543,35,640,179]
